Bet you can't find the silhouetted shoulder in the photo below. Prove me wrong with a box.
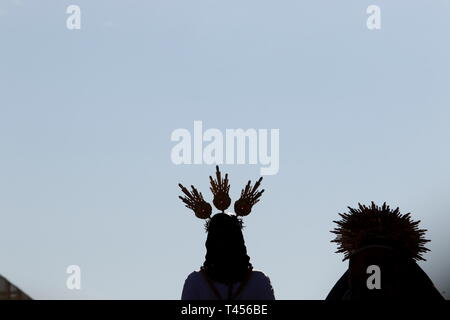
[185,270,202,282]
[181,271,203,300]
[248,270,275,300]
[250,270,271,283]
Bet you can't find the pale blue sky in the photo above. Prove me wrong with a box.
[0,0,449,299]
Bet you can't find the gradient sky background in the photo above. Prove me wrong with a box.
[1,0,449,299]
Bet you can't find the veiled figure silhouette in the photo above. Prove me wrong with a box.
[326,202,444,300]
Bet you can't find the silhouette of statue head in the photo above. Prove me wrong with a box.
[203,213,250,283]
[327,202,442,300]
[178,166,265,283]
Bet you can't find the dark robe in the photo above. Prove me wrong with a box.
[326,246,444,300]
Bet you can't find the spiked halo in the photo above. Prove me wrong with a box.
[331,202,430,261]
[178,166,265,220]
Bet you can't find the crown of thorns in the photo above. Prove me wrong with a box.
[331,202,430,261]
[178,166,264,220]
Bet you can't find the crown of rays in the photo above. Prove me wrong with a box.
[331,202,430,261]
[178,166,264,221]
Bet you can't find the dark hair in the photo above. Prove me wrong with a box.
[202,213,252,283]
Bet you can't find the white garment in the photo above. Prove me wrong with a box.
[181,269,275,300]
